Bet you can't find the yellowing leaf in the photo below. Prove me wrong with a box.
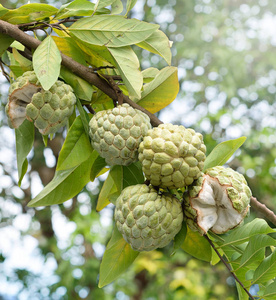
[136,66,179,113]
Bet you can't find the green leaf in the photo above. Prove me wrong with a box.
[0,4,9,17]
[60,66,94,102]
[98,226,139,288]
[76,98,91,137]
[142,67,160,83]
[111,0,124,14]
[69,15,159,48]
[137,30,172,65]
[0,33,14,56]
[28,154,94,207]
[90,155,107,181]
[94,0,116,12]
[252,250,276,285]
[125,0,138,16]
[96,171,118,211]
[55,0,97,19]
[57,117,93,171]
[15,120,34,186]
[172,222,187,253]
[262,280,276,300]
[110,165,123,192]
[122,162,144,188]
[219,219,276,248]
[33,36,62,90]
[1,4,57,24]
[238,235,276,270]
[203,137,246,171]
[108,46,142,98]
[136,66,179,113]
[181,227,212,262]
[52,36,87,65]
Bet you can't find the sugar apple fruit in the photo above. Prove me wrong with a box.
[6,71,76,135]
[115,184,183,251]
[138,123,206,189]
[183,166,252,234]
[89,103,151,166]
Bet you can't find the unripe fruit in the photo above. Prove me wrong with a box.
[115,184,183,251]
[89,104,151,166]
[6,71,76,135]
[183,166,251,234]
[138,123,206,189]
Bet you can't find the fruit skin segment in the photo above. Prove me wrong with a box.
[114,184,183,251]
[183,166,252,235]
[89,103,151,166]
[6,71,76,135]
[138,123,206,189]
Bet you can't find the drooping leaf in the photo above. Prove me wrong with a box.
[1,3,57,24]
[98,226,139,288]
[15,120,34,186]
[142,67,160,83]
[110,165,123,192]
[238,235,276,270]
[52,36,87,65]
[123,162,144,188]
[181,227,212,262]
[33,36,62,90]
[125,0,137,16]
[203,137,246,171]
[219,219,276,248]
[136,66,179,113]
[76,98,91,137]
[0,33,14,56]
[56,117,93,171]
[60,66,94,102]
[108,46,142,98]
[137,30,172,65]
[96,171,118,211]
[252,250,276,285]
[28,154,94,207]
[90,155,107,181]
[172,222,187,253]
[94,0,116,12]
[69,15,159,48]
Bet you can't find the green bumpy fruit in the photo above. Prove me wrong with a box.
[115,184,183,251]
[6,71,76,135]
[89,104,151,166]
[183,166,252,234]
[138,123,206,189]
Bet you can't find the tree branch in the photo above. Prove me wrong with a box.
[0,20,162,127]
[250,196,276,227]
[204,234,256,300]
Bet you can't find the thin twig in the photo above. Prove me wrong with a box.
[250,196,276,227]
[204,234,255,300]
[0,58,10,82]
[84,104,95,114]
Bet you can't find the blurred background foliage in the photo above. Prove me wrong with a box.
[0,0,276,299]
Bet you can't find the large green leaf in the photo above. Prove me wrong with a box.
[108,46,143,98]
[0,33,14,56]
[122,162,144,188]
[173,222,187,253]
[252,250,276,285]
[69,15,159,48]
[1,3,57,24]
[136,30,172,65]
[33,36,62,90]
[15,120,34,186]
[56,117,93,171]
[111,0,124,14]
[28,154,94,207]
[136,66,179,113]
[181,227,212,262]
[238,235,276,270]
[98,226,139,288]
[261,280,276,300]
[203,137,246,171]
[219,219,276,248]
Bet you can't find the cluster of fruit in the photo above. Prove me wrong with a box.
[6,72,252,252]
